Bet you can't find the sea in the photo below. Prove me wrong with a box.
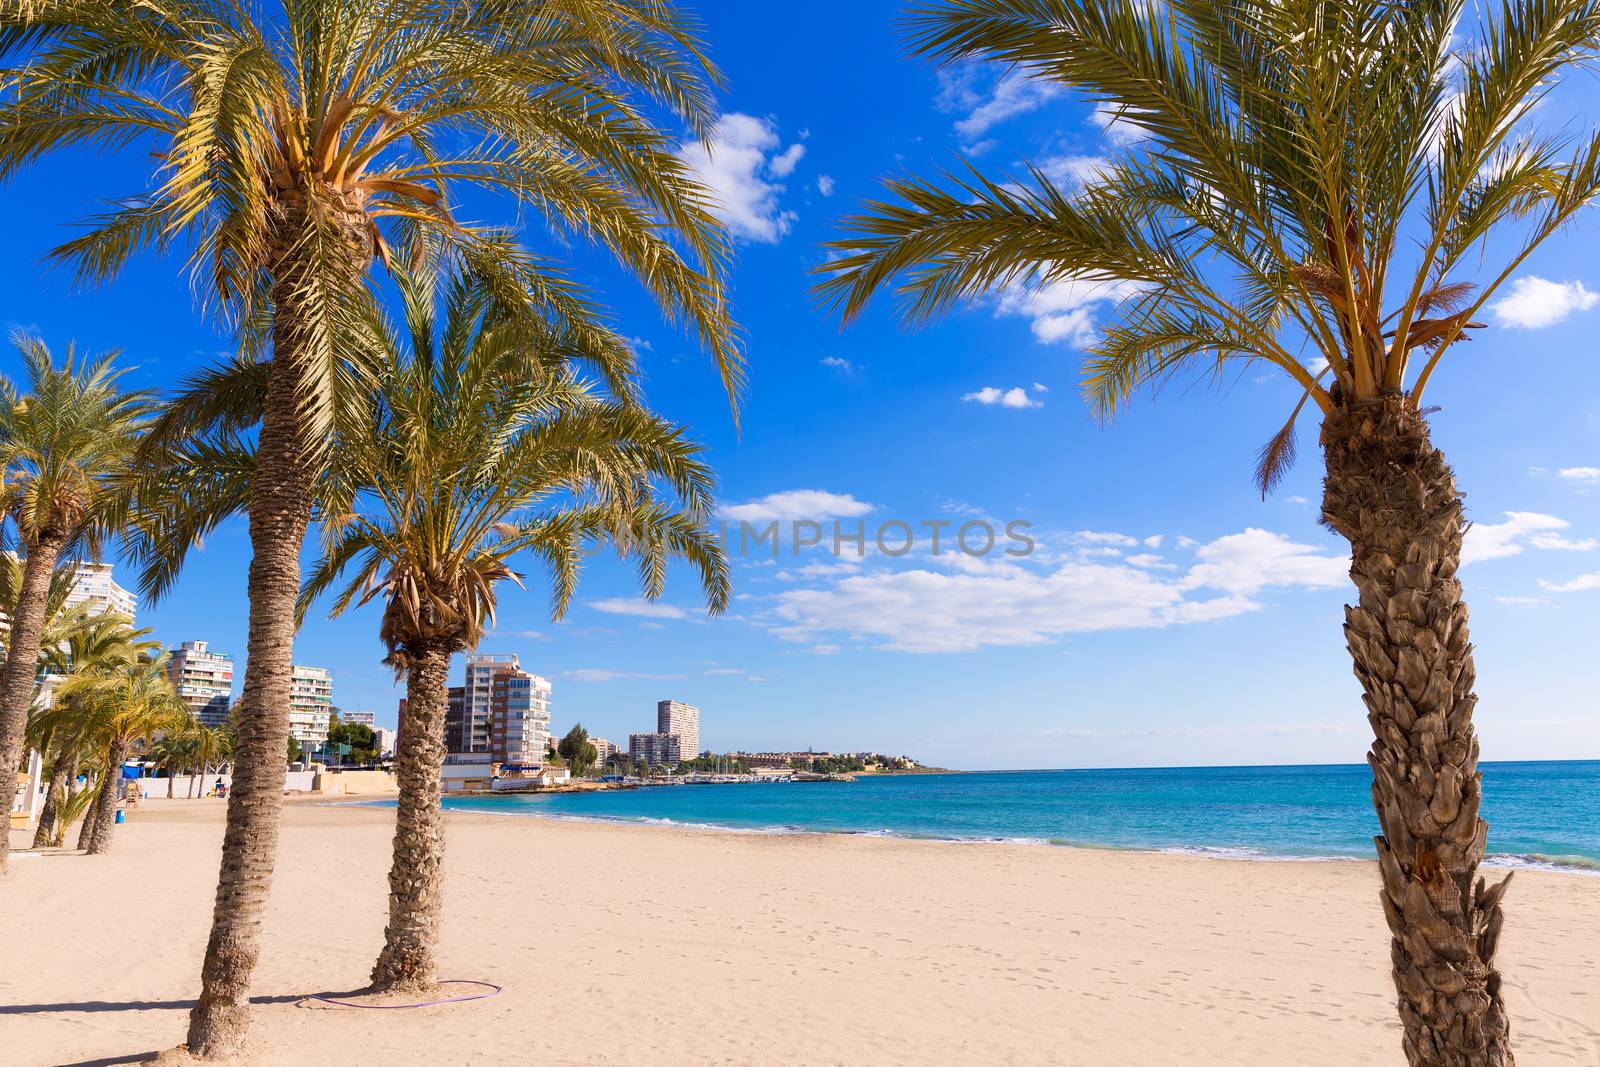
[435,761,1600,872]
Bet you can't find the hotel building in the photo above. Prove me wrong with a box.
[289,664,333,748]
[656,700,701,759]
[166,641,235,727]
[444,654,552,767]
[628,732,683,766]
[2,556,137,631]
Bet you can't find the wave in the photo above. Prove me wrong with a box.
[434,800,1600,873]
[1484,853,1600,875]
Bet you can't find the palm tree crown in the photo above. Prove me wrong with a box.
[818,0,1600,484]
[302,269,730,665]
[2,0,744,441]
[0,334,152,555]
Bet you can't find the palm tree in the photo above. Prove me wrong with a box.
[27,608,149,847]
[191,724,235,799]
[152,727,201,800]
[0,337,150,874]
[3,2,740,1051]
[815,2,1600,1061]
[299,273,729,992]
[42,651,188,853]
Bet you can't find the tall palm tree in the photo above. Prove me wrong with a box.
[0,337,150,874]
[297,272,729,992]
[3,2,741,1052]
[816,2,1600,1062]
[40,650,188,853]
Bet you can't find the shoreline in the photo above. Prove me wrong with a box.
[406,796,1600,877]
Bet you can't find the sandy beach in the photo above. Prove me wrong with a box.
[4,799,1598,1066]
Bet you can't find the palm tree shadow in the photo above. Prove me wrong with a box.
[1,992,318,1016]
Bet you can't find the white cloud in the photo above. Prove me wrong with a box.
[677,113,802,243]
[1039,154,1112,188]
[722,490,875,523]
[936,65,1061,147]
[819,356,853,372]
[962,386,1041,409]
[1125,554,1177,570]
[1032,382,1049,393]
[1558,467,1600,484]
[1089,101,1148,146]
[816,174,835,197]
[1538,572,1600,594]
[769,142,805,178]
[1142,535,1164,548]
[587,598,688,620]
[1076,530,1138,546]
[1462,512,1593,565]
[998,277,1146,347]
[1495,595,1547,605]
[1178,528,1348,595]
[566,668,686,682]
[1287,495,1310,506]
[1488,277,1598,329]
[767,527,1347,654]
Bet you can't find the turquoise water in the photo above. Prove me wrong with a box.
[436,761,1600,871]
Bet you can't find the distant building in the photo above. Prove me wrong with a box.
[2,555,137,631]
[65,561,138,621]
[289,665,333,748]
[374,727,397,758]
[344,710,376,727]
[629,732,682,766]
[444,654,552,767]
[657,700,700,758]
[166,641,234,727]
[740,751,833,769]
[590,736,617,763]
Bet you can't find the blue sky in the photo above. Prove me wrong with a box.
[4,1,1599,770]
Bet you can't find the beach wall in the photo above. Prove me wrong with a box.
[313,770,398,796]
[125,768,398,798]
[130,774,231,799]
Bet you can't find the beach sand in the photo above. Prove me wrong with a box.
[4,799,1598,1066]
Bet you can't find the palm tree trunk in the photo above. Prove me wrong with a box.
[183,362,313,1054]
[76,771,102,850]
[370,642,454,992]
[0,530,66,877]
[1321,397,1513,1067]
[32,748,73,849]
[185,188,365,1056]
[85,738,129,855]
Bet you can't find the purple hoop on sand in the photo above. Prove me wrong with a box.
[306,980,503,1010]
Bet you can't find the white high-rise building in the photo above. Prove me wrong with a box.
[657,700,700,759]
[65,561,137,621]
[289,664,333,748]
[1,555,137,628]
[166,641,235,727]
[445,654,552,767]
[343,710,376,727]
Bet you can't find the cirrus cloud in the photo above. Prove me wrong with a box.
[721,490,875,523]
